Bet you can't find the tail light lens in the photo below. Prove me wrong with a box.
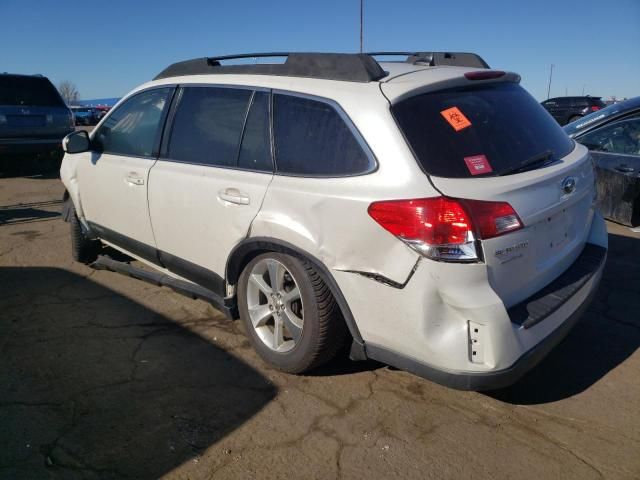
[368,197,523,262]
[590,106,601,112]
[463,200,523,239]
[464,70,506,80]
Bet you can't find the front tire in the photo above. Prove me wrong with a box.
[69,204,100,264]
[238,252,347,373]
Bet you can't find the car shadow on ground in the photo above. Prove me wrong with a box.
[0,267,276,479]
[488,232,640,405]
[0,200,61,226]
[0,153,62,179]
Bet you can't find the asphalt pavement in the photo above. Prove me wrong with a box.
[1,172,639,479]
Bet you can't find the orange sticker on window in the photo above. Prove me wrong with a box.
[440,106,472,131]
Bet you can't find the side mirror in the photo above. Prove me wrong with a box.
[62,130,90,154]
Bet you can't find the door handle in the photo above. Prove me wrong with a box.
[218,188,250,205]
[125,173,144,186]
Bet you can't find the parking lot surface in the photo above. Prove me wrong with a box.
[1,173,639,479]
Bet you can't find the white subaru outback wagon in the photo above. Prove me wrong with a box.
[60,52,608,390]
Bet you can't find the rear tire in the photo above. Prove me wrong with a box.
[238,252,347,373]
[70,204,100,264]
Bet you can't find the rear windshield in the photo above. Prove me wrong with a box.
[392,83,574,178]
[0,75,65,107]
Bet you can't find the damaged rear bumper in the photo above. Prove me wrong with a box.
[334,212,608,391]
[365,255,603,391]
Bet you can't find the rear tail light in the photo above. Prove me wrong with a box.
[464,70,506,80]
[463,200,523,239]
[590,106,601,112]
[368,197,523,262]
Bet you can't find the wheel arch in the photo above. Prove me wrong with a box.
[226,237,366,356]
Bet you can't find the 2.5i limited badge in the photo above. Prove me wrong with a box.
[495,241,529,264]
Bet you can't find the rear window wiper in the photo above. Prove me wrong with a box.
[500,150,555,176]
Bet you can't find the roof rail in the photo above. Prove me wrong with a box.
[153,52,387,83]
[367,52,490,69]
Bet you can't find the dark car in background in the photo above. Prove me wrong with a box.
[541,96,606,125]
[564,96,640,226]
[71,106,100,126]
[0,73,75,167]
[94,105,111,120]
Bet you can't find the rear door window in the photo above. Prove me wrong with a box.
[238,91,273,172]
[167,86,252,167]
[0,75,65,107]
[392,83,574,178]
[273,94,373,176]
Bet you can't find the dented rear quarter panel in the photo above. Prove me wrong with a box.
[250,90,437,283]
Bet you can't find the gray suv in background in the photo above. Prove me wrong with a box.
[0,73,75,170]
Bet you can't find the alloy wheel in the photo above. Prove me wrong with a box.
[246,258,304,353]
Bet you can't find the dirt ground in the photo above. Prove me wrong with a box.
[1,171,639,480]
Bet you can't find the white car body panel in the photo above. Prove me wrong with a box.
[72,151,157,247]
[148,161,272,276]
[431,143,596,308]
[334,211,606,373]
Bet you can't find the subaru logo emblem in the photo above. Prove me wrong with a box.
[562,177,576,195]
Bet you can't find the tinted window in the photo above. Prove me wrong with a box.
[273,94,372,176]
[578,118,640,156]
[94,88,172,158]
[168,87,252,167]
[392,83,575,178]
[0,75,64,107]
[238,92,272,172]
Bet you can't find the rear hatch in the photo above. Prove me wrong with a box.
[387,79,596,308]
[0,75,72,139]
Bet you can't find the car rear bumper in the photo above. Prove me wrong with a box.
[365,250,604,390]
[334,211,608,390]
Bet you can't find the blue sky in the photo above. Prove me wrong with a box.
[1,0,638,101]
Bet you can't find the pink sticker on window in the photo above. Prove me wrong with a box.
[464,155,493,176]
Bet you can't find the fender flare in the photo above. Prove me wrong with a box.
[226,237,366,356]
[61,190,72,222]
